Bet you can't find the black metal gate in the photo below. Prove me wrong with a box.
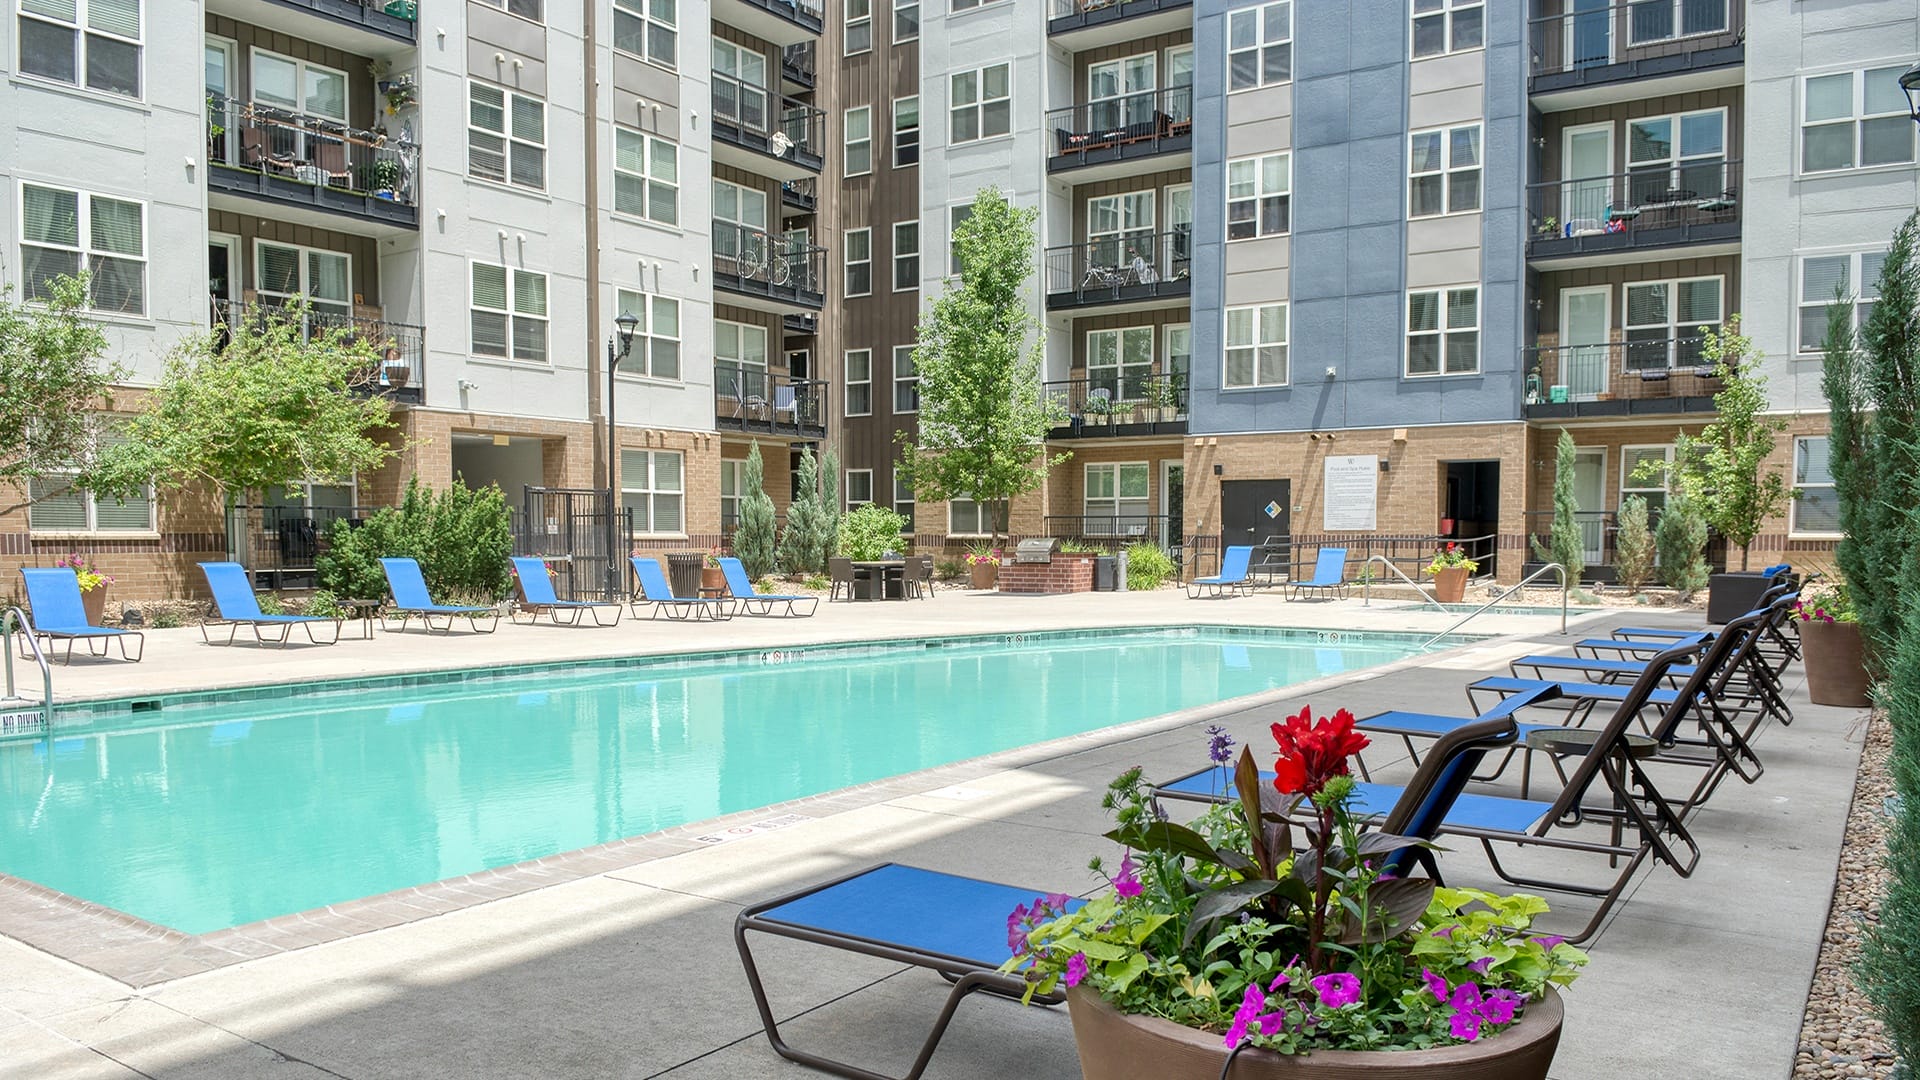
[514,486,631,600]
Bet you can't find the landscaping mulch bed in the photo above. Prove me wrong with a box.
[1795,711,1899,1080]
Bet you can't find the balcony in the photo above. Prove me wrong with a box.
[211,298,425,406]
[713,369,828,440]
[1047,88,1192,180]
[710,73,825,180]
[713,0,823,47]
[1528,0,1743,110]
[1043,514,1181,549]
[781,42,816,90]
[780,177,817,214]
[206,0,415,47]
[1526,161,1740,266]
[1044,372,1188,439]
[206,95,418,232]
[711,222,826,311]
[1046,0,1194,51]
[1044,231,1192,311]
[784,312,818,337]
[1522,338,1720,419]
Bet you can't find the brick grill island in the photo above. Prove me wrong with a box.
[997,551,1097,594]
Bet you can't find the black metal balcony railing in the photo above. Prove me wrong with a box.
[782,41,817,87]
[1047,0,1192,29]
[1044,372,1188,437]
[1044,230,1192,308]
[784,312,818,336]
[228,502,394,589]
[211,298,425,405]
[710,71,825,172]
[1048,86,1193,164]
[1529,0,1742,78]
[1523,509,1620,574]
[1523,337,1720,416]
[713,368,827,438]
[780,177,817,212]
[1044,513,1179,544]
[207,94,419,223]
[725,0,825,34]
[711,221,826,308]
[1527,161,1740,255]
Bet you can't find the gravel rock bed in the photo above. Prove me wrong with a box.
[1796,712,1899,1080]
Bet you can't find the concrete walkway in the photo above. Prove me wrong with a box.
[0,594,1860,1080]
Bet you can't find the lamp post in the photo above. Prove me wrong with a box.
[607,312,640,599]
[1903,61,1920,128]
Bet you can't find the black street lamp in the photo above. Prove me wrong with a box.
[607,311,640,599]
[1902,61,1920,128]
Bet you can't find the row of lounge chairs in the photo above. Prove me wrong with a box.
[1187,544,1353,600]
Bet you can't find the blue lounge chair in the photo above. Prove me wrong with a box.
[378,557,500,633]
[1185,544,1253,599]
[198,561,343,646]
[628,556,732,621]
[1289,546,1350,601]
[508,556,622,626]
[717,557,818,617]
[17,567,144,663]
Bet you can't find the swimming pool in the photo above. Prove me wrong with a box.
[0,627,1431,934]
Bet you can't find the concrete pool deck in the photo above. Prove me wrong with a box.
[0,591,1865,1080]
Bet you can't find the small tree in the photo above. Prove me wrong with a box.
[1612,494,1656,594]
[1666,318,1790,571]
[820,445,844,562]
[317,475,512,603]
[897,188,1068,548]
[734,442,778,579]
[0,275,125,516]
[1653,488,1710,596]
[1530,429,1585,584]
[778,446,829,575]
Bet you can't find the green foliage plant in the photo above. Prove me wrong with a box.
[1056,538,1104,554]
[303,589,346,620]
[255,592,286,615]
[820,445,844,561]
[1653,488,1710,596]
[838,504,910,560]
[896,188,1069,548]
[0,274,125,518]
[735,442,779,579]
[1124,543,1174,590]
[1530,430,1585,584]
[778,447,831,575]
[1663,318,1790,571]
[1612,495,1656,594]
[316,476,512,603]
[935,557,967,581]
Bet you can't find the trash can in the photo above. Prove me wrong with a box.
[1114,548,1129,591]
[1094,555,1117,592]
[665,551,704,599]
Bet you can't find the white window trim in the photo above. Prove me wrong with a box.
[26,474,156,536]
[844,105,873,177]
[15,0,144,101]
[612,0,677,69]
[947,496,994,536]
[1410,0,1485,59]
[892,220,920,293]
[1405,285,1480,378]
[472,0,545,24]
[1225,152,1291,241]
[1620,444,1673,505]
[612,127,680,227]
[948,204,973,278]
[845,348,873,417]
[1408,123,1483,219]
[1623,275,1723,366]
[845,469,875,508]
[720,459,745,528]
[1086,326,1156,400]
[467,79,548,191]
[892,95,920,168]
[1790,435,1842,538]
[1625,0,1728,43]
[845,227,873,298]
[1222,302,1290,390]
[613,289,682,382]
[17,180,149,317]
[248,46,347,122]
[893,343,920,413]
[255,240,352,321]
[893,0,919,42]
[1083,462,1151,533]
[1226,1,1292,93]
[622,449,686,537]
[469,260,549,363]
[948,63,1012,146]
[845,0,872,55]
[949,0,1009,14]
[893,472,915,529]
[1800,63,1918,177]
[1795,249,1886,356]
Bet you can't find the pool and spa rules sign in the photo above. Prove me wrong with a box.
[1323,456,1379,531]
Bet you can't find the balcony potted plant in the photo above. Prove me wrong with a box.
[379,343,410,389]
[370,158,402,200]
[1424,542,1478,604]
[54,553,116,626]
[703,548,730,596]
[965,541,999,591]
[1005,712,1584,1080]
[1792,581,1872,707]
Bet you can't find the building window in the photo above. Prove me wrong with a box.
[845,228,872,297]
[1165,323,1192,390]
[1085,463,1150,533]
[1628,0,1725,41]
[613,0,676,67]
[1798,251,1887,355]
[892,221,920,291]
[469,81,546,190]
[612,290,681,380]
[893,96,920,166]
[950,0,997,12]
[19,183,145,315]
[256,241,350,318]
[474,0,542,19]
[1803,66,1916,174]
[949,204,973,276]
[894,0,918,40]
[613,129,679,225]
[893,344,920,412]
[1624,276,1721,370]
[720,459,744,531]
[1792,436,1841,536]
[846,349,872,416]
[893,472,915,531]
[1621,445,1672,518]
[715,320,768,404]
[845,106,872,175]
[28,424,152,534]
[845,470,875,507]
[252,50,346,122]
[471,262,548,362]
[1088,326,1154,401]
[948,496,994,535]
[1224,304,1288,388]
[17,0,141,98]
[621,449,684,535]
[1409,124,1481,217]
[950,63,1010,144]
[1406,287,1478,376]
[1627,109,1725,204]
[1226,153,1290,240]
[1227,1,1291,92]
[846,0,871,54]
[1411,0,1482,58]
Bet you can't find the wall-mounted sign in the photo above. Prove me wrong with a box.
[1323,456,1379,531]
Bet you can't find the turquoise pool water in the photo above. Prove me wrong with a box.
[0,628,1426,934]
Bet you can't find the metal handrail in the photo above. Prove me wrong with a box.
[1419,563,1570,649]
[1358,556,1449,612]
[2,607,54,734]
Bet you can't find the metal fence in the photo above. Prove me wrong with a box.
[1046,86,1193,159]
[1044,229,1193,304]
[225,503,385,590]
[1528,161,1741,242]
[711,221,827,305]
[210,298,425,402]
[515,486,633,601]
[208,93,419,205]
[710,70,825,168]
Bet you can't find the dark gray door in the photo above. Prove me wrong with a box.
[1221,479,1290,573]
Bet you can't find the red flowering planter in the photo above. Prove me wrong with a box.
[1797,618,1871,707]
[1429,567,1469,604]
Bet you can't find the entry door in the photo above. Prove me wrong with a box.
[1160,462,1184,552]
[1559,286,1610,399]
[1571,449,1606,565]
[207,234,239,320]
[1560,123,1614,227]
[1220,479,1290,572]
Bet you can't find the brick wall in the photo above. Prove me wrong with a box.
[998,552,1096,594]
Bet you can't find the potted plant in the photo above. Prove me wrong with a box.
[206,93,227,162]
[1006,712,1585,1079]
[1424,543,1478,604]
[1792,581,1871,707]
[965,541,1000,591]
[703,548,730,596]
[380,343,411,388]
[55,552,116,625]
[370,158,402,200]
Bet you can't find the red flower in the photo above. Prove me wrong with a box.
[1445,542,1456,553]
[1270,705,1371,796]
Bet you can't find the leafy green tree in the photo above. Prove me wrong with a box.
[1665,318,1789,571]
[820,445,844,561]
[1653,488,1710,595]
[1530,430,1585,584]
[897,188,1068,547]
[1612,494,1656,594]
[0,275,125,516]
[778,447,830,575]
[734,442,778,579]
[316,476,512,602]
[838,503,910,561]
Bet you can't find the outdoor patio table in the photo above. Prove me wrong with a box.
[850,560,907,600]
[342,598,383,640]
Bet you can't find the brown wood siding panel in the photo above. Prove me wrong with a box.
[1539,86,1744,178]
[1072,31,1194,88]
[1534,256,1739,336]
[207,210,381,303]
[205,15,379,130]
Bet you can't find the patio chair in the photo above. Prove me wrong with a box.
[907,555,935,599]
[772,385,800,423]
[828,557,863,602]
[629,556,732,621]
[16,568,144,663]
[508,556,622,627]
[198,561,343,646]
[1288,546,1350,601]
[718,557,818,617]
[378,557,501,634]
[1185,544,1253,599]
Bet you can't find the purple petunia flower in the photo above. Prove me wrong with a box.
[1206,724,1236,766]
[1467,956,1494,975]
[1480,988,1523,1026]
[1064,951,1090,988]
[1420,968,1449,1004]
[1448,982,1485,1040]
[1224,984,1268,1048]
[1311,972,1362,1009]
[1006,902,1029,955]
[1268,973,1291,993]
[1042,893,1072,914]
[1530,934,1566,952]
[1449,1009,1483,1040]
[1113,853,1143,900]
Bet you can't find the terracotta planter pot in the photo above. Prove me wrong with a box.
[969,562,998,590]
[81,587,108,626]
[1067,985,1563,1080]
[701,566,729,596]
[1429,566,1469,604]
[1797,618,1872,708]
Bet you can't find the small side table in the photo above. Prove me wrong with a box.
[1523,727,1657,760]
[342,599,383,640]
